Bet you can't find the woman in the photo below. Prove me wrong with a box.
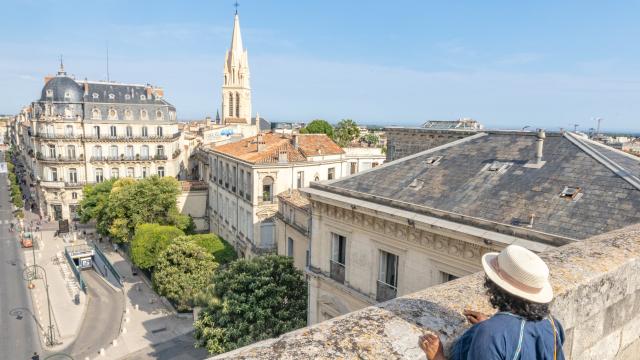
[420,245,564,360]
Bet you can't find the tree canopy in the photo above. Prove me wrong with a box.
[179,234,237,265]
[194,255,307,355]
[153,238,217,312]
[299,119,334,138]
[363,133,380,146]
[334,119,361,147]
[78,176,193,243]
[131,224,185,271]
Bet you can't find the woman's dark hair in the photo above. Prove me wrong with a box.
[484,277,550,321]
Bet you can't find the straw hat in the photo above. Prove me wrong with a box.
[482,245,553,304]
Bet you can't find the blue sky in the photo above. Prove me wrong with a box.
[2,1,640,131]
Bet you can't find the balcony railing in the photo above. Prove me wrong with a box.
[376,280,398,302]
[329,260,345,284]
[36,154,84,162]
[83,133,181,142]
[34,134,80,140]
[89,154,167,162]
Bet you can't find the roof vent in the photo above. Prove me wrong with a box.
[484,161,512,174]
[560,186,582,200]
[408,178,424,190]
[423,156,443,166]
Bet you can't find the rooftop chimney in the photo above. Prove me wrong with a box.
[293,135,299,149]
[536,128,545,164]
[257,133,265,152]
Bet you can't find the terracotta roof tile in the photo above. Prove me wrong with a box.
[212,133,343,164]
[277,189,310,210]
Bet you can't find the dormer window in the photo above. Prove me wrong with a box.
[124,94,131,100]
[92,93,99,99]
[140,109,148,120]
[64,91,71,98]
[560,186,582,200]
[140,95,146,101]
[124,109,133,120]
[108,93,115,100]
[46,89,53,97]
[156,110,163,120]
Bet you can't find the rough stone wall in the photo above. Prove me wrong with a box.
[385,127,478,162]
[209,225,640,360]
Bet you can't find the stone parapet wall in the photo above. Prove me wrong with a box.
[384,127,478,161]
[209,225,640,359]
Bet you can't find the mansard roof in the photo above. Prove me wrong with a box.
[312,131,640,241]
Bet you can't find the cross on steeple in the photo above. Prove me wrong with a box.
[58,54,66,75]
[234,0,239,14]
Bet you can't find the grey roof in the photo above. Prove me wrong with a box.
[40,75,83,102]
[83,82,173,108]
[313,131,640,241]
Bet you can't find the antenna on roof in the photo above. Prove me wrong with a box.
[234,0,239,14]
[106,41,110,82]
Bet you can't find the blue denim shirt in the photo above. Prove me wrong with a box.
[451,313,565,360]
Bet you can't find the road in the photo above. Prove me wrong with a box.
[0,170,43,358]
[120,332,209,360]
[62,270,124,359]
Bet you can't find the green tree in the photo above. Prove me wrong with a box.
[179,234,236,265]
[299,119,334,138]
[363,133,380,146]
[153,238,217,311]
[334,119,361,147]
[131,224,185,271]
[78,179,115,236]
[194,255,307,355]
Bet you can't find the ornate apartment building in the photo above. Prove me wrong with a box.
[12,63,183,221]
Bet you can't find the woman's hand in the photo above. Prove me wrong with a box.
[418,333,445,360]
[463,309,489,324]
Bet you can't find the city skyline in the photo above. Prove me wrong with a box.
[2,0,640,131]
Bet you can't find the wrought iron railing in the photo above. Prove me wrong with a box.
[330,260,345,284]
[376,280,397,302]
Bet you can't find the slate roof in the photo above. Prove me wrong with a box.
[210,133,344,164]
[313,131,640,241]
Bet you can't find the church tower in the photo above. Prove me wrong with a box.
[221,12,251,125]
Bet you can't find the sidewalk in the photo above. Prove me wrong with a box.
[89,239,195,360]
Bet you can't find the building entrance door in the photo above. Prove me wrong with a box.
[52,205,63,221]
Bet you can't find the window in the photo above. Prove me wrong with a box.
[46,124,55,136]
[108,93,115,100]
[109,145,118,159]
[156,126,163,137]
[140,95,146,101]
[239,169,244,195]
[125,145,134,159]
[140,109,148,120]
[65,125,73,137]
[92,93,99,99]
[92,108,101,120]
[126,126,133,137]
[287,237,294,257]
[46,89,53,97]
[111,168,119,179]
[93,126,100,138]
[142,167,148,178]
[49,167,58,182]
[296,171,304,188]
[350,162,357,175]
[127,167,134,178]
[141,145,149,159]
[228,93,234,117]
[262,176,274,202]
[328,167,335,180]
[377,250,399,302]
[246,172,252,200]
[71,192,78,200]
[156,145,164,157]
[314,175,320,182]
[66,145,76,159]
[141,126,148,137]
[110,126,117,137]
[330,233,346,283]
[235,92,240,117]
[93,145,102,159]
[424,156,443,166]
[156,110,163,120]
[48,144,56,158]
[108,108,118,120]
[560,186,582,200]
[157,166,165,177]
[95,168,104,183]
[232,166,236,192]
[441,272,459,283]
[68,168,77,184]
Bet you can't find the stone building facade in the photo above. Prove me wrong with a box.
[384,127,478,161]
[12,64,183,220]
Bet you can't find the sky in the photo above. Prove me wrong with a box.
[2,0,640,132]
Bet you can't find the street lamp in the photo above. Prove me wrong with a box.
[23,265,56,346]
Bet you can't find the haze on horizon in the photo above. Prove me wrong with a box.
[2,0,640,132]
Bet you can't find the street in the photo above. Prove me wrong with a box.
[120,332,209,360]
[0,170,42,358]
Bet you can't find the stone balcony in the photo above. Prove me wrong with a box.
[210,225,640,360]
[89,154,168,163]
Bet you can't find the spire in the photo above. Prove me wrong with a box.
[57,55,67,76]
[229,13,244,64]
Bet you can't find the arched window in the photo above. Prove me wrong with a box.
[124,109,133,120]
[262,176,274,202]
[108,93,115,100]
[156,110,163,120]
[228,93,234,117]
[235,92,240,118]
[92,108,101,120]
[140,109,148,120]
[108,108,118,120]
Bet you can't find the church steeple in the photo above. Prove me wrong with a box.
[221,11,251,125]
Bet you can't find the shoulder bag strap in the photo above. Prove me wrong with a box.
[511,319,526,360]
[549,316,557,360]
